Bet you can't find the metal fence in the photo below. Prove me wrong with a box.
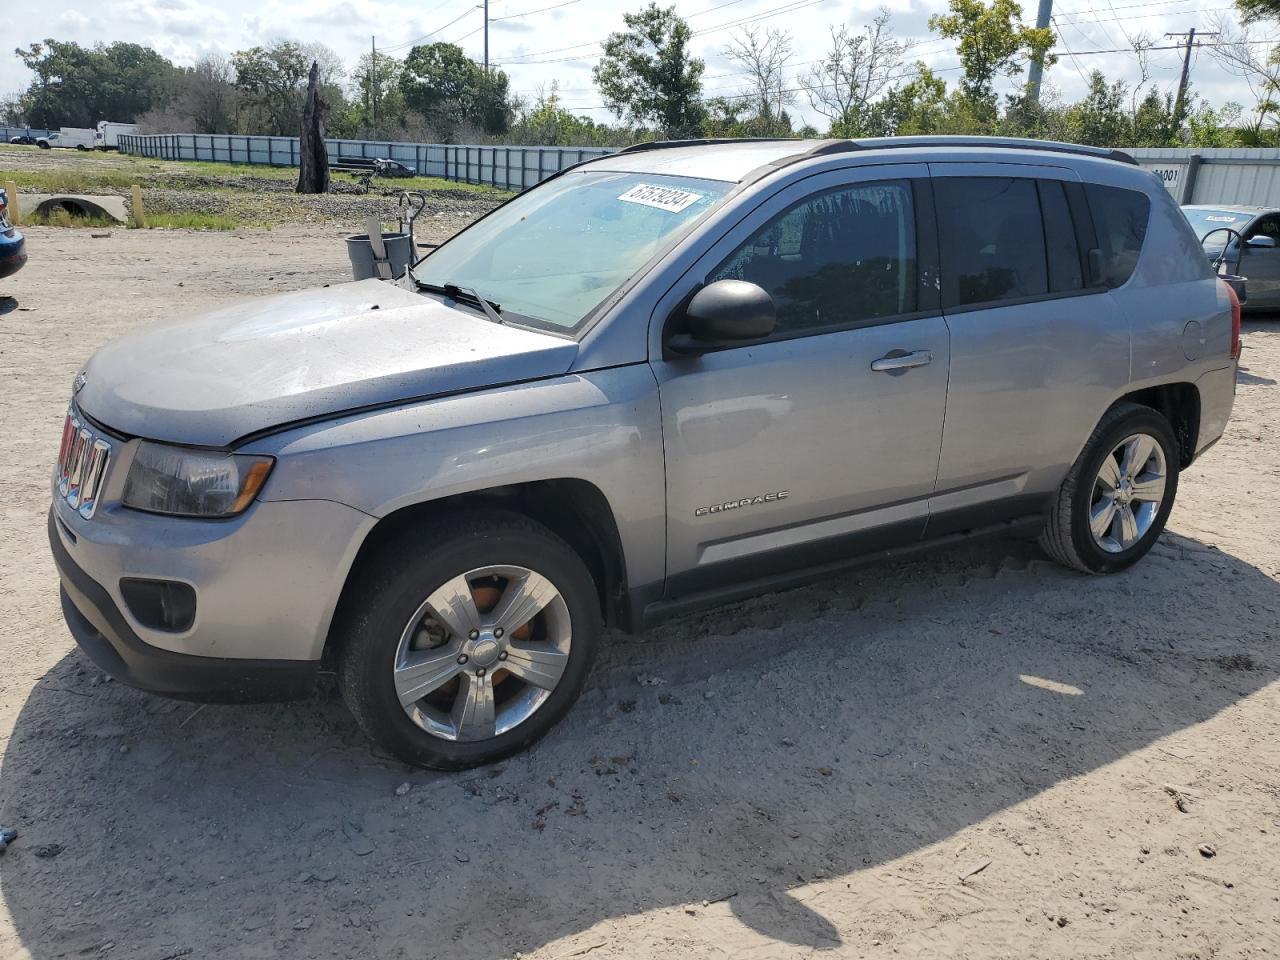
[1127,148,1280,206]
[1,126,54,141]
[117,133,616,190]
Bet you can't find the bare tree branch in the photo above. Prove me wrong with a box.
[723,26,796,124]
[804,9,915,128]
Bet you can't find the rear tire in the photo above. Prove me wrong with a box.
[335,510,600,770]
[1040,402,1179,574]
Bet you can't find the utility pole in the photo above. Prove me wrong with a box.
[1167,27,1218,124]
[371,35,377,122]
[483,0,490,73]
[1026,0,1053,103]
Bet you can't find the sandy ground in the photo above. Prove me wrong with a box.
[1,225,1279,960]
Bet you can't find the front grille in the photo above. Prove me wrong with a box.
[56,408,112,519]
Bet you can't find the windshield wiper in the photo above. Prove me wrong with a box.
[416,279,504,325]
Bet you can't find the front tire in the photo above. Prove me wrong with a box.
[1040,402,1179,574]
[336,510,600,770]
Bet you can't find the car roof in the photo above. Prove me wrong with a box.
[583,136,1139,184]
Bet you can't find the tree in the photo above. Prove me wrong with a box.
[1206,14,1280,144]
[859,62,949,136]
[232,41,311,136]
[723,26,795,134]
[805,9,914,135]
[297,61,330,194]
[351,50,405,132]
[593,3,705,137]
[1236,0,1280,23]
[16,40,176,128]
[509,83,631,145]
[928,0,1055,106]
[182,54,237,134]
[400,43,511,137]
[1061,71,1129,145]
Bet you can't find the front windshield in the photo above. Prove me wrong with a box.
[413,170,731,331]
[1182,208,1248,243]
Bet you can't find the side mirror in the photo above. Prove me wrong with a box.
[667,280,776,356]
[1246,235,1277,248]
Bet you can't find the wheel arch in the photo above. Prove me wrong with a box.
[323,478,632,665]
[1115,381,1201,468]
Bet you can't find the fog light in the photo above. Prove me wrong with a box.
[120,578,196,633]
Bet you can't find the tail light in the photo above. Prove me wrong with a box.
[1224,280,1242,360]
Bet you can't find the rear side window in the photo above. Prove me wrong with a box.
[710,180,917,335]
[1086,184,1150,288]
[934,177,1048,307]
[1038,180,1084,293]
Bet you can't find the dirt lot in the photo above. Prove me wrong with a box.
[1,224,1279,960]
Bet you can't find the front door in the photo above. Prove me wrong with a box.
[648,165,951,598]
[1241,215,1280,308]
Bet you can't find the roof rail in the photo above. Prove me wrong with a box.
[796,135,1138,166]
[616,137,797,155]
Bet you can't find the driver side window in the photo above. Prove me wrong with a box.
[1248,217,1280,241]
[708,180,918,336]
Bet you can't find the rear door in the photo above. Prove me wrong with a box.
[649,165,951,596]
[927,164,1130,531]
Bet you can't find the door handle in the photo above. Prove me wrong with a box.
[871,350,933,372]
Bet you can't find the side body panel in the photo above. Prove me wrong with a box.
[251,365,669,601]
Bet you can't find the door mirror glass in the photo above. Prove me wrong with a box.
[1246,234,1277,248]
[671,280,775,354]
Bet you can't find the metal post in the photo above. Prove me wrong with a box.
[371,36,377,123]
[1026,0,1053,103]
[484,0,489,73]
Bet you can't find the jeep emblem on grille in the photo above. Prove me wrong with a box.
[72,371,87,394]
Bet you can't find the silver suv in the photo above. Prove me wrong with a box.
[50,137,1239,769]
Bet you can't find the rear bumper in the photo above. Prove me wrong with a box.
[1194,362,1237,459]
[50,510,317,702]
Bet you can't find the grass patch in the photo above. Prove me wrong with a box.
[27,207,119,228]
[146,211,241,230]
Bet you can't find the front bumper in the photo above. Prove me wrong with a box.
[51,510,317,702]
[0,229,26,279]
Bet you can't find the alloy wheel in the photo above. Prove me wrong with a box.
[393,565,573,742]
[1089,432,1168,554]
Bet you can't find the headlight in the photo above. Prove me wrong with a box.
[122,442,274,518]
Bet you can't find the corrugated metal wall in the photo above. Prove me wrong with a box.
[116,133,617,190]
[1127,148,1280,206]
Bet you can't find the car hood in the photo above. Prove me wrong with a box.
[76,278,579,447]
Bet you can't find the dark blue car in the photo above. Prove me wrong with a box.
[0,187,26,279]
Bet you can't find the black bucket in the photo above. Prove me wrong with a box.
[346,232,415,281]
[1218,274,1247,304]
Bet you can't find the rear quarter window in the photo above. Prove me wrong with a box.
[1086,184,1151,288]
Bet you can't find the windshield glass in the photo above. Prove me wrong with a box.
[1182,208,1249,242]
[413,170,731,331]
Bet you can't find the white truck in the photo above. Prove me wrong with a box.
[37,127,96,150]
[95,121,139,150]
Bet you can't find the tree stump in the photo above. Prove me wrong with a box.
[296,61,330,195]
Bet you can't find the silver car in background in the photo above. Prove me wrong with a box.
[1182,204,1280,310]
[50,136,1239,769]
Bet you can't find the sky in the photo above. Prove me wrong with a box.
[4,0,1274,130]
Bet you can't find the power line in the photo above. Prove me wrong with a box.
[492,0,582,21]
[382,7,481,53]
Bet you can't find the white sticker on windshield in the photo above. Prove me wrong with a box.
[1206,215,1239,222]
[617,183,703,212]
